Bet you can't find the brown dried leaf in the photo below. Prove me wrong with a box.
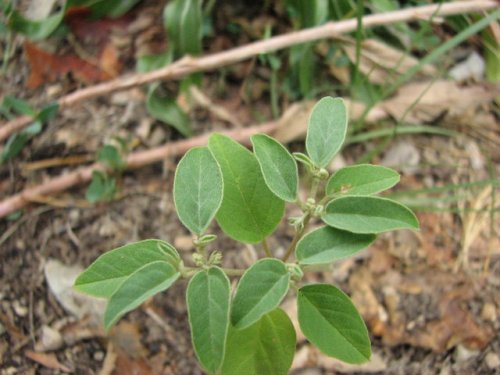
[24,42,113,89]
[341,37,436,84]
[25,350,72,372]
[381,80,500,123]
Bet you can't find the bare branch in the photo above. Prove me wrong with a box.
[0,122,279,218]
[0,0,497,142]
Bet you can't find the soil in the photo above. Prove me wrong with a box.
[1,1,499,374]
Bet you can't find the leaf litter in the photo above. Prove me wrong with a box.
[1,1,499,374]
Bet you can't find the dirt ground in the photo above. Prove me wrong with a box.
[1,1,499,374]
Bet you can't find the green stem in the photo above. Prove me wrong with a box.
[1,30,12,74]
[262,238,272,258]
[282,213,311,262]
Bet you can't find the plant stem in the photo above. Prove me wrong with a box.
[282,213,311,262]
[262,238,272,258]
[310,177,320,201]
[2,0,495,142]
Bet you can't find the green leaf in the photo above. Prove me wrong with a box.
[298,284,371,364]
[1,121,42,162]
[323,196,419,234]
[146,86,192,137]
[164,0,202,57]
[174,147,223,235]
[208,134,285,244]
[187,267,231,374]
[296,226,376,265]
[289,43,315,98]
[97,145,125,171]
[137,51,172,73]
[74,239,180,298]
[306,97,348,168]
[9,10,64,40]
[326,164,400,196]
[293,152,315,170]
[88,0,142,18]
[2,96,35,116]
[222,308,296,375]
[251,134,298,202]
[85,171,116,203]
[231,259,290,329]
[104,261,179,330]
[37,102,59,123]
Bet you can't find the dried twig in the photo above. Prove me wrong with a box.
[0,0,497,142]
[0,122,279,218]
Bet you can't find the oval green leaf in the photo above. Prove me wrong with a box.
[174,147,223,235]
[208,133,285,243]
[298,284,371,364]
[10,10,64,40]
[251,134,298,202]
[146,85,192,137]
[187,267,231,374]
[231,259,290,329]
[323,196,419,234]
[164,0,202,57]
[222,308,296,375]
[104,261,179,330]
[296,226,376,265]
[326,164,400,196]
[306,97,347,168]
[74,240,180,298]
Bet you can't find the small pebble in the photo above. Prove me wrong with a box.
[12,300,28,317]
[485,352,500,370]
[36,325,63,351]
[480,302,496,322]
[454,345,479,363]
[94,351,105,361]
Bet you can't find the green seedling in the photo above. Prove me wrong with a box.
[0,97,58,163]
[75,96,419,374]
[85,142,126,203]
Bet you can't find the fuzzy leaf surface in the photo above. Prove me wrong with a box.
[208,134,285,243]
[323,196,419,234]
[296,226,376,265]
[298,284,371,364]
[222,308,296,375]
[104,261,179,330]
[74,240,180,298]
[174,147,223,234]
[251,134,298,202]
[187,267,230,374]
[306,97,347,168]
[231,259,290,329]
[326,164,400,196]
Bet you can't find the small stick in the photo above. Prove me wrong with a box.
[0,121,279,218]
[0,0,496,142]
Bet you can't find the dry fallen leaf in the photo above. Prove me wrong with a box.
[24,42,114,89]
[341,37,436,84]
[44,259,105,324]
[105,322,153,375]
[25,350,72,372]
[380,80,500,123]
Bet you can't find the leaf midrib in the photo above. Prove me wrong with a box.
[234,272,289,327]
[218,143,265,236]
[301,291,369,360]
